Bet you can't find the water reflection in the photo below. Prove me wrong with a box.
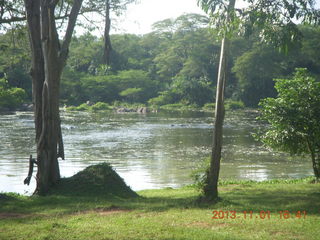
[0,110,313,195]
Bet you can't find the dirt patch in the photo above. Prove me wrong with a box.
[75,206,130,216]
[97,209,129,216]
[0,212,30,219]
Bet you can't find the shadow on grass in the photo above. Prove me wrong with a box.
[1,182,319,218]
[217,184,320,215]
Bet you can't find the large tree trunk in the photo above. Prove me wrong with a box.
[24,0,44,142]
[203,0,236,201]
[24,0,83,195]
[36,0,63,194]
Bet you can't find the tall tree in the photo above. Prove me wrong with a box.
[198,0,236,201]
[24,0,83,195]
[198,0,320,201]
[1,0,135,195]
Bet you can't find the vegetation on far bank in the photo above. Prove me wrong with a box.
[64,99,245,113]
[1,15,319,112]
[0,172,319,240]
[0,78,26,111]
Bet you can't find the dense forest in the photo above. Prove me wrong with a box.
[1,13,320,111]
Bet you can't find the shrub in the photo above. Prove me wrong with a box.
[225,100,245,110]
[67,103,90,111]
[0,79,26,110]
[148,91,174,106]
[257,69,320,178]
[160,103,199,112]
[202,103,215,112]
[91,102,112,111]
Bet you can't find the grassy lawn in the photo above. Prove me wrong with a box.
[0,178,319,240]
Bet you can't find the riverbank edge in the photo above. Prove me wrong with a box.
[63,100,246,113]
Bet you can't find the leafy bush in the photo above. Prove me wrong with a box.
[169,77,213,106]
[91,102,112,111]
[191,157,210,190]
[202,103,215,112]
[67,103,90,111]
[148,91,176,106]
[225,100,245,110]
[257,68,320,178]
[0,78,26,110]
[119,88,143,103]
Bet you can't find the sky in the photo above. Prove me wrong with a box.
[110,0,320,35]
[112,0,205,34]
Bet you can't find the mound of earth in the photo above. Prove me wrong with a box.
[51,163,137,198]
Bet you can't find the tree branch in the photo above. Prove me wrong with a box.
[60,0,83,63]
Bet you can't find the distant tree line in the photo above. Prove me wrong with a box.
[1,13,320,110]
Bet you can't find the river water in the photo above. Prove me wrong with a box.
[0,110,313,195]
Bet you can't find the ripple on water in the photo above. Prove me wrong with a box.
[0,110,313,194]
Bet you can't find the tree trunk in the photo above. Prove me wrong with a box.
[24,0,83,195]
[103,0,112,65]
[24,0,44,142]
[311,152,320,179]
[203,0,235,201]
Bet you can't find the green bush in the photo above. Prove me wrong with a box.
[148,91,175,106]
[202,103,215,112]
[119,88,143,103]
[257,68,320,178]
[91,102,112,111]
[225,100,245,110]
[67,103,90,111]
[160,103,199,112]
[0,79,26,110]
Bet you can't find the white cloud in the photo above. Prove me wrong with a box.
[113,0,205,34]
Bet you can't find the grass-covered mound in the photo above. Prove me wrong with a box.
[50,163,137,198]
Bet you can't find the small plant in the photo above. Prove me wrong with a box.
[191,157,211,190]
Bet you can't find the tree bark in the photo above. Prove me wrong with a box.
[311,152,320,179]
[103,0,112,65]
[203,0,236,201]
[24,0,83,195]
[24,0,44,142]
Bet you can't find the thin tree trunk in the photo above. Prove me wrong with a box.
[103,0,112,65]
[306,140,320,179]
[203,0,235,201]
[311,152,320,179]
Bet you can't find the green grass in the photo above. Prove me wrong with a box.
[0,178,319,240]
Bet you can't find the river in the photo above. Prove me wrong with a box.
[0,110,313,195]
